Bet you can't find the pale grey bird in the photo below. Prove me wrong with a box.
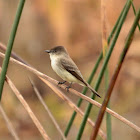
[45,46,101,98]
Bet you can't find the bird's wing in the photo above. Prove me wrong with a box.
[61,58,87,86]
[61,58,101,97]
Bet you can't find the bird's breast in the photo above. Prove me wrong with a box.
[50,58,79,83]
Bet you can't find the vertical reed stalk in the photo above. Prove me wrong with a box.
[101,1,112,139]
[0,0,25,100]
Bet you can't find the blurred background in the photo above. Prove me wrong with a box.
[0,0,140,140]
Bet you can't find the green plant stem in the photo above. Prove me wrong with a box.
[105,69,111,140]
[76,1,131,139]
[90,8,140,140]
[64,53,103,137]
[0,0,25,100]
[103,41,111,140]
[131,2,140,31]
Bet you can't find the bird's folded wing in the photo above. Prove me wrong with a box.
[61,58,87,86]
[61,58,101,98]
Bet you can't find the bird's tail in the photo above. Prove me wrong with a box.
[82,80,101,98]
[87,83,101,98]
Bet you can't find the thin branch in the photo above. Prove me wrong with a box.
[40,77,140,134]
[4,73,51,140]
[0,42,31,66]
[0,103,20,140]
[29,77,67,140]
[39,77,106,139]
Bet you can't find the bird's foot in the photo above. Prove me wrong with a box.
[65,83,72,92]
[58,81,66,87]
[65,86,71,92]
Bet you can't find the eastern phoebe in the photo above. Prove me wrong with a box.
[45,46,101,98]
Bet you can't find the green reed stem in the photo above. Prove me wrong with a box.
[131,1,140,31]
[103,45,111,140]
[0,0,25,100]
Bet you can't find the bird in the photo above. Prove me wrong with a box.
[45,46,101,98]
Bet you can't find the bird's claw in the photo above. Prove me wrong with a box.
[65,86,71,92]
[65,82,72,92]
[58,81,66,86]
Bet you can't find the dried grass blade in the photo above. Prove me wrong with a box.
[39,77,106,139]
[0,103,20,140]
[29,77,67,140]
[5,75,51,140]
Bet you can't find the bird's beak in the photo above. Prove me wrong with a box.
[45,50,50,53]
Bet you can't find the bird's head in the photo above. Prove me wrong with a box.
[45,46,68,57]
